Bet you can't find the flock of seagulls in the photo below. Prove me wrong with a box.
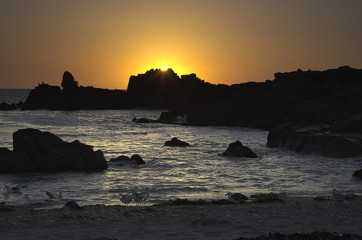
[2,185,82,210]
[2,184,355,209]
[120,189,150,205]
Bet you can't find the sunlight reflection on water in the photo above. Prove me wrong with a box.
[1,108,361,207]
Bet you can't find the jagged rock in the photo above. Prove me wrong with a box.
[164,137,190,147]
[22,84,61,110]
[10,128,108,173]
[61,71,79,91]
[23,71,127,110]
[130,154,146,164]
[109,155,131,162]
[0,102,17,110]
[109,154,145,165]
[221,140,257,158]
[352,169,362,180]
[132,117,157,123]
[127,69,203,109]
[0,148,36,173]
[267,122,362,158]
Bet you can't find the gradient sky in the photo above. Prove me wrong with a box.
[1,0,362,89]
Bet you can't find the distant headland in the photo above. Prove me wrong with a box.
[1,66,362,158]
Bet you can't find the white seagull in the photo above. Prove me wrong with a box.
[226,192,249,203]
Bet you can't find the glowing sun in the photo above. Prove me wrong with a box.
[161,66,168,71]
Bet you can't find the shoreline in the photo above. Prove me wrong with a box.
[1,197,362,239]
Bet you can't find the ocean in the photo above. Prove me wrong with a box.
[0,89,361,207]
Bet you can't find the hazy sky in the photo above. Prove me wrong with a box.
[1,0,362,89]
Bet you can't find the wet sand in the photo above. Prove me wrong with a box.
[1,197,362,240]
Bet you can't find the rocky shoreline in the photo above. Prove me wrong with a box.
[1,197,362,239]
[1,66,362,158]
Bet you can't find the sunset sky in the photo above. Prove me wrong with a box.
[1,0,362,89]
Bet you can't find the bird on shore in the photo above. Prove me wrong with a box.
[134,189,150,202]
[64,199,82,210]
[120,189,150,205]
[226,192,249,203]
[120,193,134,204]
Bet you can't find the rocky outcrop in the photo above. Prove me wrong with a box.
[267,122,362,158]
[0,128,108,173]
[22,72,127,110]
[0,102,19,110]
[221,140,257,158]
[127,69,204,109]
[0,148,36,173]
[164,137,190,147]
[22,84,61,110]
[352,169,362,179]
[109,154,145,165]
[183,66,362,129]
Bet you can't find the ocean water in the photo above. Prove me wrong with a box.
[0,89,361,207]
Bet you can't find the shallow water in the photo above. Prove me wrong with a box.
[0,90,361,207]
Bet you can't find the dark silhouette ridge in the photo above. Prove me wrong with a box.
[22,72,127,110]
[127,68,204,110]
[17,66,362,157]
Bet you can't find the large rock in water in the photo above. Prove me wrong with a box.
[9,128,108,173]
[221,140,257,158]
[267,122,362,158]
[0,148,37,173]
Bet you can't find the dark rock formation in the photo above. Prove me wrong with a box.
[132,117,158,123]
[18,66,362,158]
[21,84,61,110]
[22,72,127,110]
[130,154,145,164]
[221,140,257,158]
[127,69,204,109]
[0,128,108,173]
[352,169,362,179]
[109,155,131,162]
[164,137,190,147]
[183,66,362,129]
[267,122,362,158]
[0,147,36,173]
[0,102,18,110]
[109,154,145,165]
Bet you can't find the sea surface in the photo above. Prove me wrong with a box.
[0,89,361,207]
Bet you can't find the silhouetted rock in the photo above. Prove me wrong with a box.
[158,112,188,125]
[0,102,17,110]
[130,154,145,164]
[10,128,108,172]
[352,169,362,180]
[61,71,78,92]
[127,69,204,109]
[22,71,127,110]
[165,137,190,147]
[267,122,362,158]
[22,84,61,110]
[0,147,36,173]
[109,155,131,162]
[132,117,157,123]
[109,154,145,165]
[221,140,257,158]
